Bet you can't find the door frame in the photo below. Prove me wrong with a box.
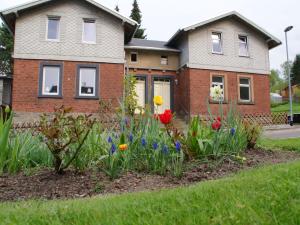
[151,75,174,112]
[134,74,148,106]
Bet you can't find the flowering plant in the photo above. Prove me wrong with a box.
[212,117,222,131]
[159,110,173,125]
[153,95,163,106]
[210,85,224,101]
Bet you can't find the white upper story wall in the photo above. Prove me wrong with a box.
[13,0,125,64]
[187,19,270,74]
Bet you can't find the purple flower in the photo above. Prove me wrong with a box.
[129,133,133,143]
[107,136,113,143]
[152,142,158,150]
[230,128,236,136]
[162,145,169,155]
[175,141,181,152]
[142,138,147,147]
[110,144,116,154]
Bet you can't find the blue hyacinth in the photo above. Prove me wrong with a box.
[162,145,169,155]
[110,143,116,154]
[175,141,181,152]
[152,142,158,150]
[107,136,113,143]
[230,128,236,136]
[129,133,133,143]
[142,138,147,147]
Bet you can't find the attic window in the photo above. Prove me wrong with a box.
[47,17,60,41]
[212,32,222,54]
[131,52,138,62]
[83,19,96,43]
[161,56,168,65]
[238,35,249,57]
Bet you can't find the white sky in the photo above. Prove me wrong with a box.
[1,0,299,72]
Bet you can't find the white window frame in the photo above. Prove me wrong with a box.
[82,19,96,44]
[42,66,60,96]
[130,52,138,63]
[211,75,225,100]
[239,78,251,102]
[161,56,168,65]
[46,16,60,42]
[238,35,249,57]
[211,32,223,54]
[79,68,97,97]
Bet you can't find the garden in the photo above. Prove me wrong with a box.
[0,76,300,215]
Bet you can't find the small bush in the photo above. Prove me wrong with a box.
[243,121,262,149]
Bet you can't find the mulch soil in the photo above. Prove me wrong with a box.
[1,149,299,202]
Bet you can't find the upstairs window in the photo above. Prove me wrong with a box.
[161,56,168,65]
[239,35,249,56]
[212,32,222,54]
[47,17,60,41]
[131,52,138,62]
[239,77,251,102]
[83,19,96,43]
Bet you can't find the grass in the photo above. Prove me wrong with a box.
[1,161,300,225]
[271,102,300,113]
[258,138,300,152]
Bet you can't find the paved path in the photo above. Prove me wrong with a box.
[263,125,300,139]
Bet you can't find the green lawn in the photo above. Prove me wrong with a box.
[1,161,300,225]
[271,102,300,113]
[258,138,300,152]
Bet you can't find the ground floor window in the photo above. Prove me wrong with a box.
[210,75,225,101]
[76,65,99,99]
[239,77,252,102]
[39,63,63,97]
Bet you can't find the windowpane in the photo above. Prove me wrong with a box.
[211,75,224,100]
[80,68,96,96]
[161,56,168,65]
[212,32,222,53]
[131,53,137,62]
[240,86,250,101]
[47,18,60,40]
[239,35,248,56]
[240,78,250,85]
[83,20,96,43]
[43,66,60,95]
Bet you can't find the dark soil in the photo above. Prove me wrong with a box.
[0,149,299,202]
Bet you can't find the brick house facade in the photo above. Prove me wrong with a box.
[0,0,281,121]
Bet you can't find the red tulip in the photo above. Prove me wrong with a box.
[217,116,221,122]
[159,110,173,125]
[212,120,222,131]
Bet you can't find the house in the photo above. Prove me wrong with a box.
[281,84,300,99]
[0,0,281,121]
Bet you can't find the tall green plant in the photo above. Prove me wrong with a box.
[0,106,13,174]
[124,74,139,116]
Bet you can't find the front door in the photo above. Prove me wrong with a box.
[135,77,146,114]
[153,77,171,114]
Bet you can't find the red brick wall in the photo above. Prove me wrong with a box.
[13,59,124,113]
[187,68,271,116]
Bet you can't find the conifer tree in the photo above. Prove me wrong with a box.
[130,0,146,39]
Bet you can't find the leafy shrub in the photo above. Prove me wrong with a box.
[38,106,95,174]
[243,121,262,149]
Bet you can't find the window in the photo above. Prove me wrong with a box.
[239,35,249,56]
[47,17,60,41]
[161,56,168,65]
[211,75,225,100]
[83,19,96,43]
[212,32,222,54]
[39,64,62,97]
[239,78,251,102]
[77,65,99,98]
[131,52,138,62]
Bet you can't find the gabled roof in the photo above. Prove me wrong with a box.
[0,0,138,42]
[167,11,281,49]
[125,38,180,52]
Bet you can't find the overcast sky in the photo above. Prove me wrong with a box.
[1,0,299,73]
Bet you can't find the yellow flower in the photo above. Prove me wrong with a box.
[153,96,163,106]
[210,85,224,101]
[119,144,128,151]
